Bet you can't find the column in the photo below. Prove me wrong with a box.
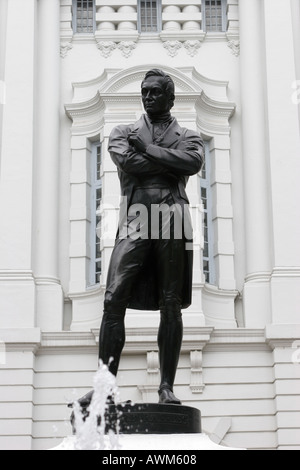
[239,0,272,327]
[291,0,300,135]
[263,0,300,325]
[0,0,37,328]
[263,1,300,449]
[33,0,63,330]
[0,0,38,451]
[266,325,300,450]
[0,0,8,173]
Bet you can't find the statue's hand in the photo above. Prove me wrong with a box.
[128,132,148,154]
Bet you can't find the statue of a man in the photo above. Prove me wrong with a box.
[80,69,203,406]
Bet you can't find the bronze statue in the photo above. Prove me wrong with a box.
[78,69,203,407]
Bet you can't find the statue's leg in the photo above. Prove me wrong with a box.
[72,309,126,410]
[74,236,149,409]
[99,308,126,377]
[155,230,185,405]
[99,235,151,375]
[158,303,183,404]
[70,310,126,411]
[152,192,186,404]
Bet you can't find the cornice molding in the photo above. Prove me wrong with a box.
[207,328,269,352]
[0,327,41,354]
[65,92,104,121]
[36,327,274,355]
[0,270,35,281]
[271,267,300,278]
[203,283,239,299]
[265,324,300,349]
[69,64,231,98]
[244,268,300,284]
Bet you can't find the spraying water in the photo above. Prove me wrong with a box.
[72,361,121,450]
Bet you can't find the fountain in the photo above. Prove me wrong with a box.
[50,362,241,451]
[72,362,121,450]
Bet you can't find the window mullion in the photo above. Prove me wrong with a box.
[138,0,161,33]
[200,142,215,285]
[80,0,83,32]
[204,0,227,33]
[73,0,95,34]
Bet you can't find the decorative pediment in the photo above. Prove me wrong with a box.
[65,65,236,135]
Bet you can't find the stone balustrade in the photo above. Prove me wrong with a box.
[60,0,240,36]
[162,4,202,32]
[96,3,137,32]
[59,0,240,58]
[94,1,203,33]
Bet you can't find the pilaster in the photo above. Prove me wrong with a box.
[0,0,8,173]
[266,325,300,450]
[33,0,63,330]
[239,0,272,327]
[0,0,37,328]
[290,0,300,136]
[262,0,300,325]
[0,328,40,450]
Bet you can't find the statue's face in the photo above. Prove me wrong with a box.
[141,76,172,117]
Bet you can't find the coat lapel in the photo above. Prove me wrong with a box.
[160,119,183,148]
[133,115,183,148]
[132,115,153,147]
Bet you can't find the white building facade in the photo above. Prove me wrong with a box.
[0,0,300,450]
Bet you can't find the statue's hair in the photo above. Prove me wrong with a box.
[142,69,175,108]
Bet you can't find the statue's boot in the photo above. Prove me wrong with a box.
[72,390,94,409]
[157,306,183,405]
[158,387,181,405]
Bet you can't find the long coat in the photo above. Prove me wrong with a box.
[108,114,204,311]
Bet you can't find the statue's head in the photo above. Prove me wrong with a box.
[141,69,175,118]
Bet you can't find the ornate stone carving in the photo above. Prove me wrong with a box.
[138,351,159,402]
[163,40,182,57]
[97,41,117,58]
[60,42,73,59]
[190,350,204,393]
[117,41,137,58]
[184,40,201,57]
[227,39,240,57]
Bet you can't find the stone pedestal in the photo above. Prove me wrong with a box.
[51,402,243,450]
[106,403,201,435]
[52,433,238,451]
[70,402,201,435]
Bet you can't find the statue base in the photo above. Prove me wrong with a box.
[52,403,245,450]
[109,403,201,434]
[71,402,201,435]
[51,432,242,450]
